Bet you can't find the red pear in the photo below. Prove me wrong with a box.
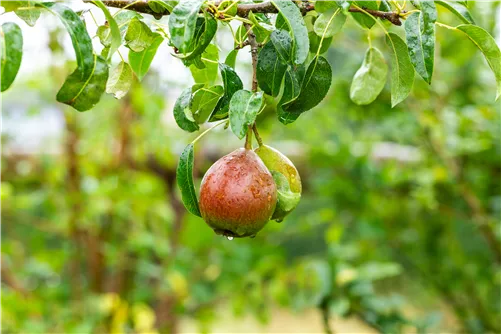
[199,148,277,238]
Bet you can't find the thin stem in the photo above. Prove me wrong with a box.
[316,8,341,57]
[252,124,263,147]
[191,120,228,145]
[435,22,457,30]
[88,9,99,27]
[244,126,253,150]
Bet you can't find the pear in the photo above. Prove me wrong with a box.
[199,148,277,238]
[254,145,302,221]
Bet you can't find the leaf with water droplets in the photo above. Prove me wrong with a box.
[176,143,201,217]
[168,0,205,53]
[174,86,200,132]
[271,171,301,215]
[209,63,243,121]
[229,90,264,139]
[125,17,155,52]
[191,85,224,123]
[257,30,291,96]
[129,33,163,81]
[106,61,133,99]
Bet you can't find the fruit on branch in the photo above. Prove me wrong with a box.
[255,145,301,221]
[199,148,277,238]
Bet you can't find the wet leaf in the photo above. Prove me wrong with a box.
[457,24,501,99]
[350,47,388,105]
[277,64,305,124]
[0,22,23,92]
[177,12,217,61]
[248,11,273,43]
[176,143,201,217]
[225,49,238,69]
[270,29,293,62]
[271,0,309,64]
[106,61,133,99]
[125,17,155,52]
[190,44,219,84]
[129,33,163,81]
[351,1,378,29]
[315,1,337,13]
[314,8,346,38]
[93,0,121,59]
[209,63,243,121]
[174,87,199,132]
[386,32,414,107]
[229,90,263,139]
[404,1,436,84]
[435,1,475,24]
[168,0,205,53]
[191,85,224,123]
[271,171,301,215]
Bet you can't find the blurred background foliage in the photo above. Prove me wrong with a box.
[2,1,500,333]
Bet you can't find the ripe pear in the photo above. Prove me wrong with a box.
[199,148,277,238]
[254,145,302,221]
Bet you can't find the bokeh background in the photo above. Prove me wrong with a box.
[2,1,500,333]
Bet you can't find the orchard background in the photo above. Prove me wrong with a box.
[1,0,500,333]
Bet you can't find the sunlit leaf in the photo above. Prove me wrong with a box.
[129,33,163,81]
[106,61,133,99]
[350,47,388,105]
[0,22,23,92]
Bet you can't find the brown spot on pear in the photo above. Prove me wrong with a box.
[254,145,302,221]
[199,148,277,238]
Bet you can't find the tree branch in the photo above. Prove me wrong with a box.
[91,0,403,26]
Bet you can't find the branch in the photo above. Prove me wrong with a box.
[92,1,403,26]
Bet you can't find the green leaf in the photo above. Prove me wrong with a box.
[97,25,112,47]
[148,0,177,14]
[125,17,154,52]
[404,1,436,84]
[191,85,224,123]
[309,31,332,55]
[379,0,392,12]
[351,1,378,29]
[115,11,144,36]
[315,1,337,13]
[229,90,264,139]
[106,61,133,99]
[190,44,219,84]
[350,47,388,105]
[178,12,217,61]
[277,64,306,124]
[225,49,238,69]
[314,8,346,38]
[282,56,332,120]
[15,2,41,27]
[168,0,205,53]
[271,0,309,64]
[271,171,301,214]
[435,1,475,24]
[92,1,121,59]
[0,23,23,92]
[209,63,243,121]
[270,29,293,62]
[386,32,414,107]
[176,143,201,217]
[129,33,163,81]
[174,87,199,132]
[456,24,501,99]
[37,2,94,73]
[248,11,273,44]
[56,55,109,111]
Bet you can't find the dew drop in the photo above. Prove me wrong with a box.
[250,234,256,239]
[226,236,234,241]
[275,218,284,223]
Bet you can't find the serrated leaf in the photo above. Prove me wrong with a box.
[435,1,475,24]
[314,8,346,38]
[350,47,388,105]
[125,17,154,52]
[176,143,201,217]
[404,1,436,84]
[177,11,217,61]
[168,0,205,53]
[191,85,224,123]
[93,0,121,59]
[456,24,501,99]
[271,171,301,214]
[174,87,199,132]
[190,44,219,84]
[386,32,414,107]
[56,55,109,111]
[271,0,309,64]
[281,56,332,122]
[209,63,243,121]
[229,90,263,139]
[106,61,133,99]
[129,33,163,81]
[0,23,23,92]
[351,1,378,29]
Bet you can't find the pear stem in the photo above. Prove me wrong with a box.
[252,123,263,147]
[244,126,253,150]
